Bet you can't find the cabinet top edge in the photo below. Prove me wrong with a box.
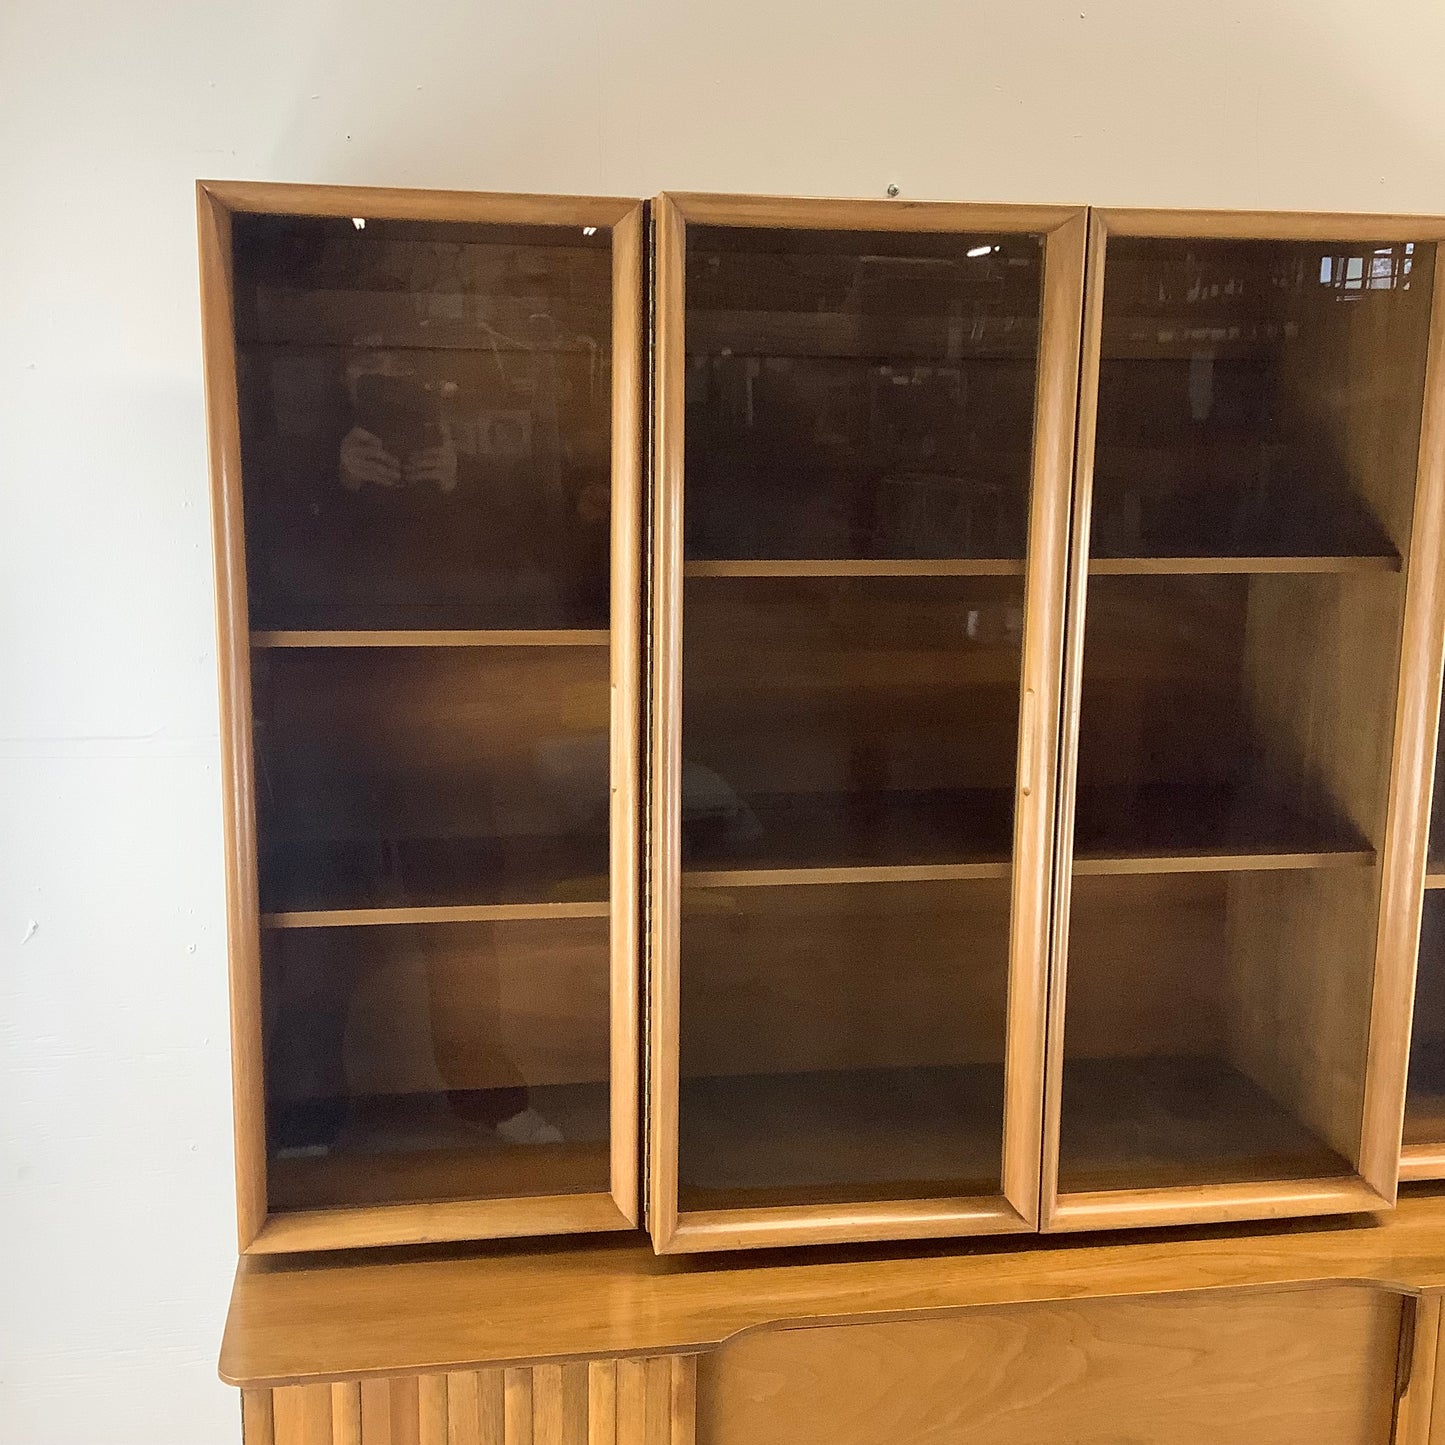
[1095,206,1445,240]
[659,191,1086,233]
[197,178,642,227]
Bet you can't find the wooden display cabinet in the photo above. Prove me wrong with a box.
[1045,210,1445,1230]
[198,181,645,1252]
[647,193,1089,1251]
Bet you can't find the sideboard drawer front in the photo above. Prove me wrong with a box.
[697,1283,1402,1445]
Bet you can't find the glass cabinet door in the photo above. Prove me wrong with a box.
[1045,213,1445,1230]
[1403,681,1445,1177]
[648,195,1087,1251]
[199,184,643,1251]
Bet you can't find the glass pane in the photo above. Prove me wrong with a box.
[683,576,1022,872]
[1091,237,1433,559]
[230,206,619,1218]
[1408,711,1445,1149]
[1073,574,1376,859]
[678,879,1009,1209]
[1059,871,1371,1193]
[263,919,610,1208]
[232,214,613,630]
[1060,230,1434,1201]
[674,219,1043,1216]
[254,646,609,914]
[1406,893,1445,1147]
[685,226,1044,561]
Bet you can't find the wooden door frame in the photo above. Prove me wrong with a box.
[197,179,647,1251]
[647,191,1088,1252]
[1042,206,1445,1230]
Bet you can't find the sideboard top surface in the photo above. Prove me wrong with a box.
[221,1186,1445,1387]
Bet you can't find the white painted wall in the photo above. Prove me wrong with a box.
[5,1,1445,1439]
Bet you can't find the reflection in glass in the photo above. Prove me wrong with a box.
[263,920,611,1208]
[1091,237,1433,559]
[254,646,610,914]
[230,209,620,1217]
[1056,230,1435,1203]
[685,227,1044,561]
[232,215,614,630]
[682,576,1023,874]
[673,220,1045,1215]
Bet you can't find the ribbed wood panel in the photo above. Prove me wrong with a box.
[243,1359,695,1445]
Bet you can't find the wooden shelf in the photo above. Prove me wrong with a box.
[259,834,609,917]
[682,555,1399,582]
[1057,1055,1353,1196]
[683,861,1009,889]
[1087,555,1400,576]
[267,1085,610,1212]
[262,900,609,929]
[251,629,609,649]
[684,559,1026,579]
[1424,869,1445,890]
[1073,849,1373,877]
[677,1057,1352,1215]
[678,1064,1003,1212]
[681,788,1015,883]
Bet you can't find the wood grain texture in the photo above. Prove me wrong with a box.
[1429,1294,1445,1445]
[200,180,638,229]
[682,558,1025,578]
[607,201,646,1229]
[1048,1175,1386,1232]
[250,631,610,649]
[648,193,1086,1251]
[1374,254,1445,1191]
[204,180,645,1250]
[273,1382,333,1445]
[665,193,1082,234]
[247,1191,631,1254]
[648,193,686,1251]
[221,1190,1445,1387]
[256,1361,695,1445]
[1404,1144,1445,1181]
[1041,208,1108,1224]
[695,1283,1403,1445]
[504,1370,532,1445]
[332,1383,362,1445]
[586,1363,616,1445]
[261,902,609,929]
[1396,1293,1442,1445]
[1097,208,1445,242]
[198,181,269,1251]
[1045,206,1439,1229]
[661,1197,1028,1254]
[244,1389,277,1445]
[418,1375,449,1445]
[680,861,1010,887]
[1001,207,1087,1224]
